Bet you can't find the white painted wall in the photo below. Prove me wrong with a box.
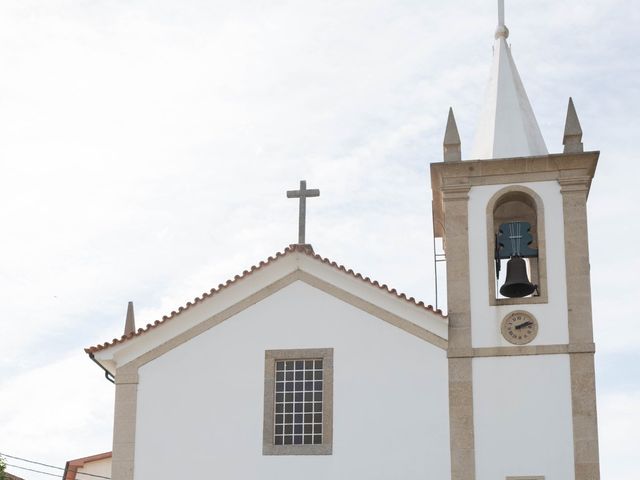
[473,355,575,480]
[468,181,576,479]
[76,458,112,479]
[467,181,569,348]
[134,280,451,479]
[96,252,446,371]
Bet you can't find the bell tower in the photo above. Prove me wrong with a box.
[431,2,600,480]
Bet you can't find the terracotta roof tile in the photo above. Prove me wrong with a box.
[85,245,445,354]
[64,452,112,480]
[6,473,26,480]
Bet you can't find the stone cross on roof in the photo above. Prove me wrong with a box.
[286,180,320,245]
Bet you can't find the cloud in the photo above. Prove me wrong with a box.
[0,1,638,478]
[599,389,640,480]
[0,351,113,479]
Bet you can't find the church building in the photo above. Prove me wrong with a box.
[86,3,601,479]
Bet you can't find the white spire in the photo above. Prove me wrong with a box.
[471,0,548,160]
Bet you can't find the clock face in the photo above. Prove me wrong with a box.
[501,311,538,345]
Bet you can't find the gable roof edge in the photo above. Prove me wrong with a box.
[297,270,447,349]
[86,245,445,356]
[108,269,448,372]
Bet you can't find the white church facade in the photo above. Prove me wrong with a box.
[86,3,601,479]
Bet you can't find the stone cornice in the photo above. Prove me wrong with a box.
[431,151,598,185]
[441,184,471,201]
[430,151,599,238]
[447,343,596,358]
[559,175,592,194]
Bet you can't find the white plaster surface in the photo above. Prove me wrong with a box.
[471,37,548,160]
[473,355,575,480]
[468,181,569,348]
[76,457,112,478]
[134,280,451,479]
[95,251,446,370]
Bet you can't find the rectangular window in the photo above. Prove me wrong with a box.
[263,348,333,455]
[273,358,324,446]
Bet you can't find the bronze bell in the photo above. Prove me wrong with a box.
[499,256,537,298]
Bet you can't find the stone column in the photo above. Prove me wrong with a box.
[442,184,476,480]
[111,365,139,480]
[561,178,600,480]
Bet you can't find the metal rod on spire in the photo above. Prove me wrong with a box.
[494,0,509,39]
[498,0,505,27]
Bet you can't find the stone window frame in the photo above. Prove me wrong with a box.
[486,185,548,306]
[263,348,333,455]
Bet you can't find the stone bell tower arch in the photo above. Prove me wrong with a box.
[431,2,600,479]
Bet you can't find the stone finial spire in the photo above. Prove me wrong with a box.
[563,97,583,153]
[124,301,136,336]
[443,107,462,162]
[471,0,548,159]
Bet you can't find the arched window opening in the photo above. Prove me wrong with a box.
[487,187,547,305]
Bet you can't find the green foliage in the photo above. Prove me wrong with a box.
[0,454,6,480]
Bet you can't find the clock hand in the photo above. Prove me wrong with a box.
[515,321,533,330]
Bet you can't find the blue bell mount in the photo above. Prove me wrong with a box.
[494,221,538,279]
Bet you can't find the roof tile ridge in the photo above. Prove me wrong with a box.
[302,248,445,318]
[85,245,296,353]
[85,245,446,354]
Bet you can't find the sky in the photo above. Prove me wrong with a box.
[0,0,638,478]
